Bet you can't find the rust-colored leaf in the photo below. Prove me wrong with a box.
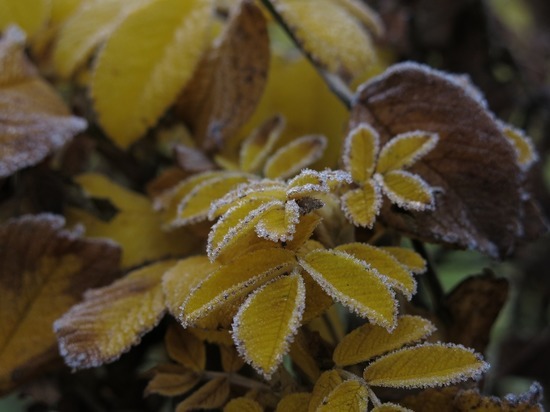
[0,214,120,394]
[351,62,527,257]
[0,27,86,178]
[177,0,269,151]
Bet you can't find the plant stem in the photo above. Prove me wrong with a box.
[260,0,354,109]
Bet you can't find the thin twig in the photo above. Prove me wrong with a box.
[260,0,354,109]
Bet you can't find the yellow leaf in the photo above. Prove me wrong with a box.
[54,260,176,369]
[0,27,87,178]
[376,131,439,173]
[240,115,285,173]
[165,324,206,372]
[363,343,489,388]
[207,200,285,263]
[335,243,417,299]
[263,135,327,179]
[176,172,251,225]
[289,330,321,382]
[343,124,379,183]
[177,0,270,151]
[224,397,263,412]
[163,256,218,318]
[53,0,152,77]
[501,123,538,170]
[381,247,426,274]
[341,183,381,228]
[92,0,213,148]
[0,214,120,394]
[276,393,311,412]
[301,270,333,322]
[51,0,83,25]
[232,273,305,378]
[287,169,324,193]
[66,173,198,268]
[378,170,434,211]
[317,379,369,412]
[333,315,436,367]
[371,403,413,412]
[299,250,397,330]
[220,344,245,373]
[176,376,230,412]
[181,248,296,326]
[0,0,49,38]
[255,200,300,242]
[270,0,376,81]
[308,370,343,412]
[333,0,384,37]
[144,364,200,397]
[286,213,322,251]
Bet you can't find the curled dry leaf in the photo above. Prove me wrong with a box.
[351,62,529,257]
[177,0,269,151]
[0,26,87,178]
[0,214,121,394]
[54,260,176,369]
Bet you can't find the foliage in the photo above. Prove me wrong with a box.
[0,0,548,411]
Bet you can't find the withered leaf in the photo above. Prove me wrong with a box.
[0,214,121,394]
[444,270,508,353]
[177,0,269,151]
[144,363,200,397]
[351,62,525,257]
[165,323,206,373]
[0,27,87,178]
[176,376,230,412]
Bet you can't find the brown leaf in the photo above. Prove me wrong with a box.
[444,270,508,353]
[165,323,206,372]
[0,214,121,394]
[144,363,201,397]
[174,144,217,173]
[176,376,230,412]
[453,382,544,412]
[177,0,270,151]
[0,27,86,178]
[351,62,525,257]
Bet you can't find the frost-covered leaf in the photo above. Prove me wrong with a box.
[0,0,49,38]
[0,27,86,178]
[0,214,120,394]
[371,403,413,412]
[299,249,397,330]
[163,256,218,318]
[380,247,426,274]
[376,131,439,173]
[453,382,544,412]
[178,0,269,151]
[92,0,213,148]
[276,393,311,412]
[176,172,251,225]
[308,370,343,412]
[343,124,379,183]
[333,315,436,366]
[340,183,381,228]
[232,273,305,379]
[263,135,327,179]
[53,0,152,77]
[181,248,296,326]
[224,397,263,412]
[336,243,417,298]
[240,115,285,173]
[144,364,200,397]
[54,260,176,369]
[317,379,369,412]
[351,62,528,257]
[165,324,206,372]
[500,123,538,171]
[363,343,489,388]
[286,213,322,251]
[377,170,435,211]
[255,199,300,242]
[175,376,230,412]
[269,0,376,82]
[66,173,198,268]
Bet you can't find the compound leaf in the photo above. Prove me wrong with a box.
[376,131,439,173]
[343,124,379,183]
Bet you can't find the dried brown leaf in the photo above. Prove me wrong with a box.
[0,214,121,394]
[0,27,86,178]
[351,62,526,257]
[178,0,269,151]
